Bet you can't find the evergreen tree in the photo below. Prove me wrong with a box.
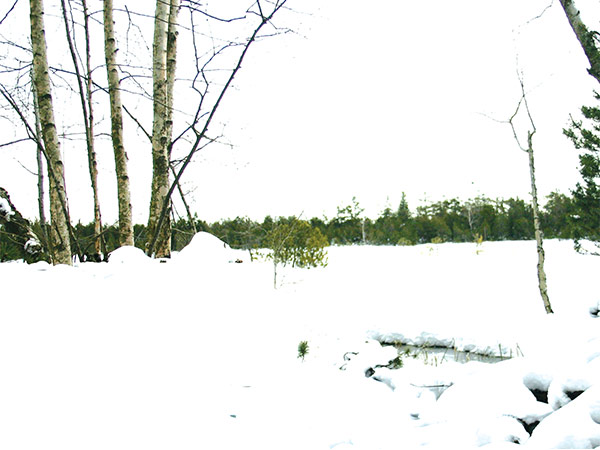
[542,192,575,239]
[564,95,600,253]
[329,197,365,244]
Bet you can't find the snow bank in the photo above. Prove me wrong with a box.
[2,239,600,449]
[174,231,247,265]
[525,385,600,448]
[108,245,153,265]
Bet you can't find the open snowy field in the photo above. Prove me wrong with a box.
[1,236,600,449]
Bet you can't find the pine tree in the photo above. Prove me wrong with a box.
[564,94,600,254]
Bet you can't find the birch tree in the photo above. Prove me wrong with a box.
[145,0,290,257]
[60,0,104,256]
[104,0,134,247]
[509,76,553,314]
[30,0,72,265]
[32,75,49,248]
[558,0,600,85]
[146,0,174,258]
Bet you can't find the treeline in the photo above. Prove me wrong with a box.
[0,192,577,262]
[204,192,575,249]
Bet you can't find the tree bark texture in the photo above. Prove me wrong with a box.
[32,73,49,247]
[527,132,553,314]
[62,0,104,255]
[103,0,134,247]
[82,0,104,255]
[559,0,600,84]
[509,79,553,314]
[30,0,72,265]
[147,0,172,257]
[166,0,179,152]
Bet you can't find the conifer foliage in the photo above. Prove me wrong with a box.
[0,193,583,262]
[564,94,600,254]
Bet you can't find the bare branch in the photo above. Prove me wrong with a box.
[508,74,535,153]
[0,0,20,26]
[180,1,247,23]
[0,137,34,148]
[146,0,289,256]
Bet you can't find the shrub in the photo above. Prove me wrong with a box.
[265,218,328,288]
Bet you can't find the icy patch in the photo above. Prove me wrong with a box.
[368,329,519,360]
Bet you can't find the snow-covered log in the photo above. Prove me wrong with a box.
[0,187,44,263]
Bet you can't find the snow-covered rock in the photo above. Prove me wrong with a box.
[337,339,399,377]
[433,362,547,419]
[0,196,14,219]
[525,385,600,448]
[174,231,246,265]
[108,245,153,265]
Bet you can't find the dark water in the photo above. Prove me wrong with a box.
[394,343,514,365]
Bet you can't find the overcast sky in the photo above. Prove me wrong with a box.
[1,0,599,224]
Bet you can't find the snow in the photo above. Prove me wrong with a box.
[1,237,600,449]
[108,245,152,264]
[173,231,248,264]
[0,196,14,219]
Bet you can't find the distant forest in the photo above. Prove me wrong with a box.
[1,191,577,262]
[199,192,575,249]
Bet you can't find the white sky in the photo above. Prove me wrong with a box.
[1,0,599,224]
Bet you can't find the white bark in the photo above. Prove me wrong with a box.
[31,72,48,246]
[527,134,552,314]
[147,0,172,257]
[81,0,103,255]
[509,79,553,314]
[103,0,134,247]
[558,0,600,84]
[62,0,104,255]
[30,0,72,265]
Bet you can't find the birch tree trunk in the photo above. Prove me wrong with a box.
[82,0,104,255]
[103,0,134,247]
[147,0,172,258]
[527,131,553,314]
[29,0,72,265]
[144,0,287,257]
[166,0,179,149]
[31,73,49,248]
[509,79,553,314]
[61,0,104,256]
[558,0,600,84]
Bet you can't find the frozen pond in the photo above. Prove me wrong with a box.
[393,343,520,365]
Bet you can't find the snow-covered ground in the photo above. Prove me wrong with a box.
[1,235,600,449]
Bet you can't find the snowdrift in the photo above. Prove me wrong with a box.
[0,238,599,449]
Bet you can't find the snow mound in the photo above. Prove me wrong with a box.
[174,232,245,265]
[526,385,600,448]
[108,245,152,265]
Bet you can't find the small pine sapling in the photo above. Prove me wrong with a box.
[297,340,309,361]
